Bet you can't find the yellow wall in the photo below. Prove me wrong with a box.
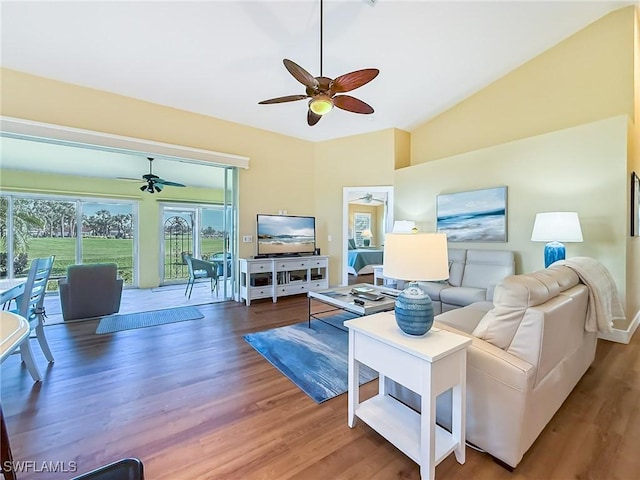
[397,116,629,307]
[0,169,224,288]
[627,7,640,321]
[0,67,316,264]
[405,6,638,318]
[313,129,396,282]
[411,6,636,164]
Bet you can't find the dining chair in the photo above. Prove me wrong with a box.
[12,255,56,382]
[182,253,217,299]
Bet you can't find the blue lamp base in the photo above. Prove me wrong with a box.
[394,282,434,336]
[544,241,566,268]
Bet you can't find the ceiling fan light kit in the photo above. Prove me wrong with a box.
[139,157,186,194]
[259,0,379,126]
[309,95,334,115]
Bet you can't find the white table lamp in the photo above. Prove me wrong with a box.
[361,229,373,246]
[531,212,583,267]
[383,232,449,336]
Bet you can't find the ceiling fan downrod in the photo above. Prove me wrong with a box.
[319,0,323,77]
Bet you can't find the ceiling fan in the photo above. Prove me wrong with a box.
[139,157,186,193]
[258,0,379,126]
[357,193,385,203]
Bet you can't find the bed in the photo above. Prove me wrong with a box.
[347,248,384,276]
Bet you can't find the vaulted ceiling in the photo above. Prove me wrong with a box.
[1,0,632,145]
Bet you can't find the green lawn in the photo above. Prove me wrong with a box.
[29,237,133,283]
[26,237,225,285]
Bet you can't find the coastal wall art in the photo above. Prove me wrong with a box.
[436,186,507,242]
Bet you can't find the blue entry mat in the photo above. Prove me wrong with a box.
[96,306,204,334]
[243,314,378,403]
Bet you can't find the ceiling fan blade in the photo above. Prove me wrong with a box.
[155,178,186,187]
[332,69,379,94]
[258,94,308,105]
[283,59,319,89]
[333,95,375,114]
[117,176,143,182]
[307,109,322,126]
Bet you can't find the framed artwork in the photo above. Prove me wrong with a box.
[437,186,507,242]
[632,171,639,237]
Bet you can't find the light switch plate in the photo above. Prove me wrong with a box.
[242,235,253,243]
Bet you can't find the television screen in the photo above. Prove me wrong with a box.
[257,214,316,256]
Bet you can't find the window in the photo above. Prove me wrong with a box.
[353,213,372,247]
[1,194,136,289]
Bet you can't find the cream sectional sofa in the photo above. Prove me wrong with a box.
[416,248,515,314]
[387,264,598,469]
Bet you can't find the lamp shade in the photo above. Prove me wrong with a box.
[392,220,416,233]
[531,212,583,242]
[361,229,373,238]
[383,233,449,281]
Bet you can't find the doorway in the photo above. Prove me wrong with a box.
[342,186,394,286]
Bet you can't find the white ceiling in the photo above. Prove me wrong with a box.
[1,0,633,146]
[0,0,634,186]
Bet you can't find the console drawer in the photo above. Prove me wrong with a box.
[250,286,273,299]
[276,284,309,296]
[249,262,272,273]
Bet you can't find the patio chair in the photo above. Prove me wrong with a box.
[12,255,56,382]
[58,263,123,321]
[182,253,217,299]
[210,251,233,295]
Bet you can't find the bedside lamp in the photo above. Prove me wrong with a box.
[361,229,373,247]
[383,232,449,336]
[531,212,583,268]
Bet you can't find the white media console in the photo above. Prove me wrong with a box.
[239,255,329,305]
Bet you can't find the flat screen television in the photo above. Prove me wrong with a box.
[256,214,316,257]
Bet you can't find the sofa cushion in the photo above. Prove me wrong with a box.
[461,249,515,289]
[440,286,487,308]
[435,301,493,334]
[472,267,579,349]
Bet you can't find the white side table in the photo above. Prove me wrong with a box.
[346,311,471,480]
[372,265,396,287]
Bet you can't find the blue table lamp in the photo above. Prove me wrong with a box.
[383,232,449,336]
[531,212,583,268]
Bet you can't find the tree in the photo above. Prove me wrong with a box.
[0,197,44,275]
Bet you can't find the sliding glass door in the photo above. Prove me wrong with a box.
[159,167,237,299]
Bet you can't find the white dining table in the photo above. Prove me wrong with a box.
[0,310,29,362]
[0,278,26,307]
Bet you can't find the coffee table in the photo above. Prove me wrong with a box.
[307,283,400,328]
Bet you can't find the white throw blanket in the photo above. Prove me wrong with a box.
[555,257,625,333]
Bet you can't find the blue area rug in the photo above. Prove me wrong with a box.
[243,312,378,403]
[96,306,204,334]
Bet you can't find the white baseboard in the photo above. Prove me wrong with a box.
[598,310,640,344]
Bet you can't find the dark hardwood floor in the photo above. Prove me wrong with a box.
[1,295,638,479]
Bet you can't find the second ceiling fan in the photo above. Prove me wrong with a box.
[259,0,379,126]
